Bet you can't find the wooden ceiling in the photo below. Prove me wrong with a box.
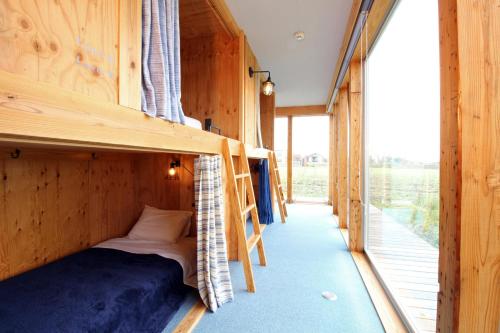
[179,0,239,40]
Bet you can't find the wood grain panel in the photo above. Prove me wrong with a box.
[0,69,270,158]
[337,88,349,229]
[181,34,240,140]
[243,37,258,146]
[0,149,191,281]
[348,62,363,252]
[455,0,499,332]
[0,0,119,103]
[118,0,142,110]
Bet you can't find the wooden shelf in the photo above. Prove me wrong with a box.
[0,70,269,159]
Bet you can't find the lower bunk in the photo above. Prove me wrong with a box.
[0,242,195,333]
[0,147,273,332]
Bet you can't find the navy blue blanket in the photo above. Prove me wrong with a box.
[0,248,190,333]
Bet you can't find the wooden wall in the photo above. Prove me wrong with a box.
[242,37,259,146]
[0,148,194,281]
[0,0,141,109]
[180,33,240,140]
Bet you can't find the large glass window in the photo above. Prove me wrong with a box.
[365,1,440,332]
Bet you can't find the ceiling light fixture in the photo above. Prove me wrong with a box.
[249,67,275,96]
[294,31,305,41]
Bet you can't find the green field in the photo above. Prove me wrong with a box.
[278,165,329,200]
[369,167,439,247]
[278,165,439,247]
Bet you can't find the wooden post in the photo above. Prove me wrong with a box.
[437,0,460,330]
[348,61,363,252]
[437,0,499,332]
[337,88,349,229]
[287,115,293,203]
[333,109,339,215]
[328,113,335,205]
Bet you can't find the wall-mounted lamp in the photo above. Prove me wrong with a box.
[168,160,180,180]
[249,67,275,96]
[167,159,193,180]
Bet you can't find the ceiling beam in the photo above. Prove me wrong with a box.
[276,105,327,118]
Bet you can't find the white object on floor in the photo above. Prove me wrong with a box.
[184,116,202,130]
[95,237,197,288]
[322,291,338,301]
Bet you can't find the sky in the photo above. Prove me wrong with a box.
[274,0,440,164]
[274,116,329,158]
[366,0,440,163]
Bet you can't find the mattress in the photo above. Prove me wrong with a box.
[0,248,191,333]
[96,237,198,288]
[184,116,202,130]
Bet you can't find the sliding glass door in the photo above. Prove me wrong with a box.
[364,1,440,332]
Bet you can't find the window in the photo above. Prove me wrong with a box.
[364,1,440,332]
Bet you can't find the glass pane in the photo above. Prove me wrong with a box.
[274,117,288,194]
[365,1,440,332]
[292,116,329,203]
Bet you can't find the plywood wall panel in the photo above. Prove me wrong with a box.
[0,149,192,281]
[0,0,119,103]
[181,34,240,140]
[243,38,258,146]
[118,0,142,110]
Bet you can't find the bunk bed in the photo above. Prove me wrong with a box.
[0,0,278,331]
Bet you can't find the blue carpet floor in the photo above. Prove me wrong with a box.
[165,204,384,333]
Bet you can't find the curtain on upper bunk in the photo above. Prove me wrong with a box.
[194,155,233,312]
[142,0,186,124]
[258,160,274,224]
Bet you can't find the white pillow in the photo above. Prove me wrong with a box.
[128,206,193,244]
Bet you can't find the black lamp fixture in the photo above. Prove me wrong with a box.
[249,67,275,96]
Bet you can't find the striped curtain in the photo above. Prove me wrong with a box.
[141,0,186,124]
[194,155,233,311]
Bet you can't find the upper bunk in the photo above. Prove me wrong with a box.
[0,0,270,159]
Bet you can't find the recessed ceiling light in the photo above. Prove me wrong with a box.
[294,31,305,41]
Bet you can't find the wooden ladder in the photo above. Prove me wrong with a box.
[269,151,288,223]
[222,139,267,293]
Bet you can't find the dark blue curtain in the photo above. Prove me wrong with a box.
[257,160,274,224]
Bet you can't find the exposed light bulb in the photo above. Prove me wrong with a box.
[262,81,274,96]
[168,167,176,176]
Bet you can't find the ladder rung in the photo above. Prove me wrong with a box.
[235,173,251,179]
[247,233,261,252]
[274,167,279,171]
[241,204,256,216]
